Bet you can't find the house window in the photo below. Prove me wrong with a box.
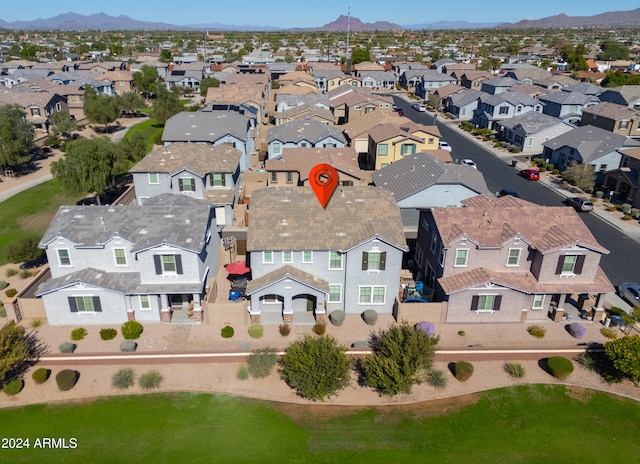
[359,286,386,304]
[282,251,292,263]
[381,163,389,168]
[148,173,159,184]
[378,144,388,155]
[329,251,343,270]
[57,249,71,266]
[400,144,416,155]
[31,107,40,116]
[210,173,226,187]
[430,231,438,253]
[362,251,386,271]
[507,248,521,267]
[154,254,183,275]
[499,106,509,115]
[302,251,313,263]
[439,245,445,267]
[286,172,293,183]
[454,249,468,267]
[599,164,607,173]
[178,178,195,192]
[428,138,434,144]
[263,294,280,304]
[516,105,523,113]
[471,294,501,312]
[300,142,308,147]
[556,254,585,275]
[56,102,62,111]
[272,142,281,155]
[415,245,424,268]
[262,251,274,263]
[68,296,101,313]
[532,294,545,310]
[324,143,335,148]
[114,248,127,266]
[139,197,148,205]
[620,120,629,130]
[329,284,342,303]
[139,295,151,310]
[270,171,278,183]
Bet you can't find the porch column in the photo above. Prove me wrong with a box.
[192,293,203,323]
[125,295,134,321]
[160,294,172,323]
[593,293,606,323]
[283,296,293,324]
[248,301,261,324]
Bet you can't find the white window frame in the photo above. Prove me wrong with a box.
[477,294,496,312]
[72,295,97,312]
[139,197,148,205]
[161,254,177,274]
[328,284,342,303]
[148,172,159,184]
[210,173,225,187]
[532,294,545,310]
[329,251,343,270]
[262,251,274,264]
[454,248,468,267]
[139,295,151,310]
[507,248,521,267]
[366,251,383,271]
[438,245,445,267]
[113,248,128,267]
[272,142,282,155]
[57,248,71,267]
[358,285,386,305]
[561,255,577,274]
[282,251,293,263]
[179,177,195,192]
[378,143,388,155]
[302,251,313,263]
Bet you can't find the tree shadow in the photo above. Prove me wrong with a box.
[2,326,49,388]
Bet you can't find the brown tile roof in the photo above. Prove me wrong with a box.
[279,71,316,83]
[129,143,241,176]
[619,146,640,160]
[369,123,423,144]
[341,112,411,139]
[582,101,638,120]
[422,149,454,163]
[246,264,330,295]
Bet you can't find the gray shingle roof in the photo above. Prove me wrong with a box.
[162,111,251,143]
[482,91,538,107]
[482,76,519,88]
[246,265,329,295]
[542,125,640,162]
[496,111,567,134]
[129,143,241,176]
[539,91,599,105]
[267,118,346,144]
[247,186,407,252]
[562,83,603,96]
[448,89,487,107]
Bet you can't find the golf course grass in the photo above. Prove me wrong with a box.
[2,384,639,463]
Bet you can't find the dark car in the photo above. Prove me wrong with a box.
[496,189,521,198]
[566,197,594,212]
[519,169,540,181]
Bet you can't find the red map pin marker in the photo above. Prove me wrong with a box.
[309,163,339,208]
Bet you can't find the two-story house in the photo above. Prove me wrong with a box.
[415,195,613,323]
[480,76,519,95]
[602,146,640,205]
[598,85,640,110]
[98,70,135,96]
[495,111,574,154]
[579,102,640,137]
[539,91,601,125]
[0,88,69,134]
[266,118,347,160]
[473,91,542,130]
[367,122,441,170]
[443,89,486,120]
[245,186,407,324]
[414,70,458,100]
[35,195,220,325]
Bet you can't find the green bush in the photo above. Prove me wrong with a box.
[6,234,45,264]
[0,280,7,290]
[121,320,143,340]
[426,369,448,389]
[2,378,24,396]
[112,368,135,390]
[100,328,117,340]
[600,327,618,340]
[247,348,277,378]
[548,356,574,379]
[454,361,474,381]
[576,351,598,372]
[630,208,640,218]
[622,215,633,221]
[546,162,555,171]
[119,340,137,352]
[236,366,249,380]
[56,369,79,391]
[5,288,17,298]
[58,342,76,353]
[504,362,526,379]
[221,325,234,338]
[31,368,50,384]
[139,370,163,390]
[329,310,346,326]
[532,157,545,166]
[5,268,18,278]
[457,330,465,336]
[621,203,632,214]
[0,304,6,318]
[18,270,33,279]
[527,325,546,338]
[279,324,291,336]
[606,206,617,212]
[248,324,264,339]
[595,190,604,199]
[312,322,326,335]
[362,309,378,325]
[71,327,88,341]
[30,318,42,328]
[552,169,559,175]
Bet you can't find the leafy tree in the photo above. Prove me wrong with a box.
[360,322,439,395]
[199,77,221,97]
[279,335,350,401]
[605,335,640,385]
[116,91,146,116]
[132,65,159,96]
[0,104,34,169]
[566,53,588,72]
[152,85,182,125]
[49,110,76,138]
[114,132,148,174]
[598,40,630,61]
[83,86,120,133]
[0,321,42,388]
[159,49,172,63]
[620,306,640,335]
[6,234,44,264]
[561,160,595,192]
[351,48,371,65]
[601,71,640,88]
[51,137,117,204]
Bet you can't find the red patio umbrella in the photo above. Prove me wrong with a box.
[225,261,250,275]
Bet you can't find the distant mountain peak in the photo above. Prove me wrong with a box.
[319,15,404,31]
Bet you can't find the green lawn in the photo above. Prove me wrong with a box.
[1,385,639,463]
[122,116,164,154]
[0,180,81,265]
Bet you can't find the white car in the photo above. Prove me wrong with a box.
[411,103,426,112]
[619,282,640,306]
[438,141,452,152]
[459,159,477,169]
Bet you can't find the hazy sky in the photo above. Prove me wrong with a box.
[1,1,623,27]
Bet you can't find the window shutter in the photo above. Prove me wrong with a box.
[471,295,479,311]
[178,178,184,191]
[493,295,502,311]
[221,175,226,187]
[154,255,162,274]
[555,255,564,275]
[93,297,102,312]
[190,180,196,192]
[379,251,387,270]
[68,297,78,313]
[361,252,369,270]
[175,255,183,274]
[574,255,585,275]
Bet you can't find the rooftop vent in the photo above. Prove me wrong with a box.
[139,229,148,235]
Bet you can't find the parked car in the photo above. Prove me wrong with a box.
[519,169,540,181]
[459,159,477,169]
[496,188,521,198]
[566,197,594,212]
[438,141,453,152]
[618,282,640,306]
[411,103,426,112]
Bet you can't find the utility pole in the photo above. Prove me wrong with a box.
[345,7,352,74]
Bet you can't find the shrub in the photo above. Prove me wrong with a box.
[120,340,137,352]
[548,356,574,379]
[3,378,24,396]
[6,234,45,264]
[71,327,88,341]
[329,310,346,326]
[622,214,633,221]
[247,348,277,378]
[58,342,76,353]
[567,322,586,339]
[532,157,545,166]
[0,305,6,318]
[504,362,526,379]
[606,206,617,212]
[457,330,466,336]
[5,268,18,277]
[111,368,135,390]
[454,361,474,381]
[100,328,117,340]
[527,325,546,338]
[576,351,598,372]
[30,318,42,328]
[236,366,249,380]
[248,324,264,339]
[415,321,435,337]
[121,321,143,340]
[621,203,632,214]
[278,324,291,336]
[18,270,33,279]
[600,327,618,340]
[221,325,234,338]
[56,369,79,391]
[139,370,163,390]
[426,369,448,389]
[312,322,326,335]
[546,162,555,171]
[31,368,50,384]
[594,191,604,199]
[0,280,7,290]
[630,208,640,218]
[552,169,559,175]
[5,288,17,298]
[362,309,378,325]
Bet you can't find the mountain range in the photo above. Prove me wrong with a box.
[0,9,639,31]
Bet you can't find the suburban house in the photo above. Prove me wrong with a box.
[129,143,242,226]
[456,71,493,90]
[359,71,397,89]
[495,111,574,154]
[98,70,135,95]
[341,111,410,154]
[327,86,393,124]
[399,69,430,89]
[598,85,640,110]
[161,111,256,171]
[273,103,336,126]
[266,118,347,160]
[414,71,458,100]
[428,83,466,111]
[481,76,519,95]
[0,88,69,133]
[371,152,490,230]
[443,89,486,120]
[579,102,640,137]
[602,146,640,204]
[367,121,441,170]
[165,67,203,91]
[415,195,614,323]
[245,186,408,324]
[542,125,640,176]
[35,196,220,325]
[430,58,457,74]
[473,91,542,129]
[309,68,344,92]
[539,91,601,124]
